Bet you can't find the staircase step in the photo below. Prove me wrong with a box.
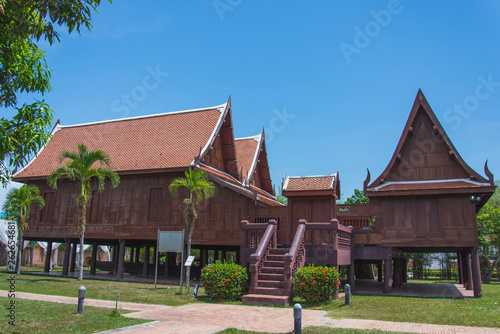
[261,267,285,274]
[269,248,289,255]
[251,287,286,296]
[258,280,285,288]
[263,261,285,267]
[259,273,284,281]
[242,294,289,306]
[266,254,285,261]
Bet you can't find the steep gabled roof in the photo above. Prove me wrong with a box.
[14,102,228,180]
[366,90,495,198]
[282,173,339,198]
[196,96,240,180]
[234,129,274,195]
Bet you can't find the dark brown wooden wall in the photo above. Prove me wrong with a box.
[387,107,469,182]
[343,195,478,249]
[24,173,287,246]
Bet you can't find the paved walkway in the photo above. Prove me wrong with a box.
[1,290,499,334]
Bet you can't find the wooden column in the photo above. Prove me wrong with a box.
[135,246,140,263]
[130,247,135,263]
[202,249,208,268]
[116,239,125,280]
[70,242,78,273]
[377,261,383,282]
[402,258,408,283]
[44,241,53,273]
[471,246,482,298]
[463,250,473,290]
[221,249,226,262]
[348,263,355,292]
[90,243,98,276]
[383,259,392,293]
[143,245,150,278]
[62,238,71,276]
[457,252,464,284]
[393,258,403,287]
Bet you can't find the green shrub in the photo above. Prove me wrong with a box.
[200,262,248,302]
[293,264,340,304]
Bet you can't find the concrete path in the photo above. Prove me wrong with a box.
[1,290,499,334]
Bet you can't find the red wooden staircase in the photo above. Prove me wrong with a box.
[240,218,352,306]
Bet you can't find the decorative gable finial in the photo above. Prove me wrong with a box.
[363,168,371,192]
[485,160,495,186]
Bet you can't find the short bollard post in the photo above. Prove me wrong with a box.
[293,303,302,334]
[192,284,199,298]
[115,294,120,311]
[345,284,351,306]
[77,286,86,314]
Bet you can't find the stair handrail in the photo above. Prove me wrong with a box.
[249,219,277,290]
[284,219,307,295]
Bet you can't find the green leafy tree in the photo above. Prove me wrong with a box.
[2,184,44,275]
[47,143,120,281]
[170,167,215,294]
[344,189,369,204]
[477,181,500,283]
[276,186,287,205]
[0,0,108,184]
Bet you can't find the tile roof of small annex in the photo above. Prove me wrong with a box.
[14,105,226,179]
[283,175,336,192]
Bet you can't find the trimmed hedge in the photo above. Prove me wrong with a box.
[293,264,340,304]
[200,262,248,302]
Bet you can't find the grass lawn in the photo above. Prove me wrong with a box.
[0,268,204,307]
[0,297,149,334]
[310,281,500,328]
[2,269,499,330]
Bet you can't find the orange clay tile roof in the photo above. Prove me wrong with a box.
[369,180,486,192]
[283,175,335,191]
[15,107,223,179]
[235,137,259,182]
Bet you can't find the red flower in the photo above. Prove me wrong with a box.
[218,299,221,302]
[311,283,314,286]
[228,279,231,282]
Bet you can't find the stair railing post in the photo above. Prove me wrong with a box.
[248,220,277,293]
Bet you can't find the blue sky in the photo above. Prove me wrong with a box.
[3,1,500,202]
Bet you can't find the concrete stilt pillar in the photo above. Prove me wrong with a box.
[44,241,53,273]
[457,252,464,285]
[116,239,125,280]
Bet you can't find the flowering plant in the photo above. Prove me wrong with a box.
[200,262,248,302]
[293,264,340,304]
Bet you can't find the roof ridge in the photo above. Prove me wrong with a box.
[59,103,227,129]
[286,174,337,179]
[235,134,261,142]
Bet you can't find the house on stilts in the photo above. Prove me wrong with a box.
[13,90,496,305]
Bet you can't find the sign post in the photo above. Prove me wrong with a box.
[155,230,185,290]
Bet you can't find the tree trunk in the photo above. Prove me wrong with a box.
[79,234,84,281]
[186,227,192,295]
[485,254,500,284]
[15,236,23,276]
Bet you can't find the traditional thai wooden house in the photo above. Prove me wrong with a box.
[13,90,495,305]
[13,97,286,279]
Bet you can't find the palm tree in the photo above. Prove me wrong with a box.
[2,184,45,275]
[169,167,214,294]
[47,142,120,281]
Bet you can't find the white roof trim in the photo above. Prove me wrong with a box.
[13,123,62,177]
[243,133,263,186]
[60,103,227,129]
[235,134,261,142]
[368,178,492,191]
